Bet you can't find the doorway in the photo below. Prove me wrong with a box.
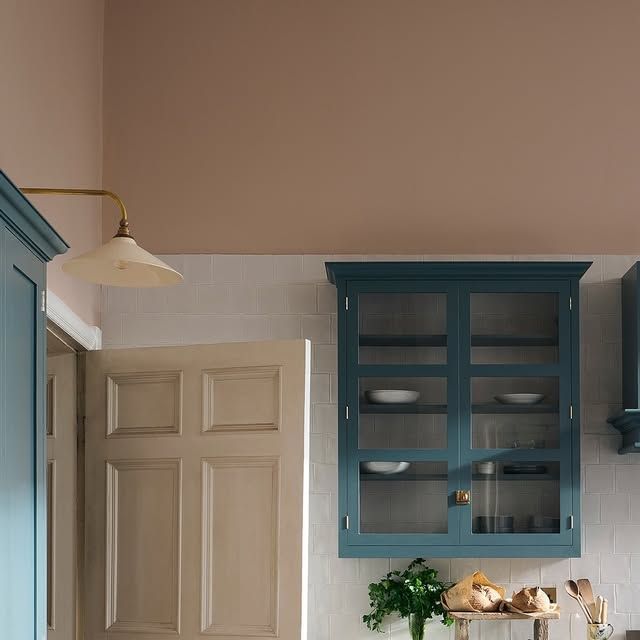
[45,327,310,640]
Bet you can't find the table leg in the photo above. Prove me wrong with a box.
[455,619,469,640]
[533,619,549,640]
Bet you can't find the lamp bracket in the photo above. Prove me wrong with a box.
[19,187,133,238]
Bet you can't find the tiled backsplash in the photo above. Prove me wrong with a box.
[101,254,640,640]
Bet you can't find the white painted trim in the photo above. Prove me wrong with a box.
[46,289,102,351]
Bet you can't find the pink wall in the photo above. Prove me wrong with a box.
[0,0,104,327]
[103,0,640,255]
[3,0,640,324]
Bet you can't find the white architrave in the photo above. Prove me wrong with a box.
[46,289,102,351]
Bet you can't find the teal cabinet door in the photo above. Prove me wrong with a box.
[457,281,578,556]
[0,227,47,640]
[342,281,461,557]
[0,171,67,640]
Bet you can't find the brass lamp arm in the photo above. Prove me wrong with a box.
[20,187,132,237]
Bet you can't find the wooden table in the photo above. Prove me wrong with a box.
[449,611,560,640]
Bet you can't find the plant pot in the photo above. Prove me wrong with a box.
[409,613,426,640]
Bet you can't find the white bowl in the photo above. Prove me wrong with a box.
[494,393,545,405]
[361,461,410,475]
[365,390,420,404]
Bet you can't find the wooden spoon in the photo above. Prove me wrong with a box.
[564,580,594,622]
[595,595,604,623]
[577,578,597,621]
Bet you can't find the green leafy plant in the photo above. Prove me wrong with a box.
[362,558,453,638]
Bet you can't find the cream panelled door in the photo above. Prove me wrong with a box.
[47,354,77,640]
[84,340,310,640]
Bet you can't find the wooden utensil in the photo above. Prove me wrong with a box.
[577,578,597,621]
[602,598,608,624]
[595,595,604,623]
[564,580,594,622]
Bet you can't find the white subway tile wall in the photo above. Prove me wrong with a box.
[101,254,640,640]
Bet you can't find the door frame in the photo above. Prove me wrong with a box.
[46,315,94,640]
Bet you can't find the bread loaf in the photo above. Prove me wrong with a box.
[511,587,551,613]
[468,584,502,612]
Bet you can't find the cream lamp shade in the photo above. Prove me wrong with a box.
[20,186,183,287]
[62,236,183,287]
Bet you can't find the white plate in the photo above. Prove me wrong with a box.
[360,461,410,475]
[365,390,420,404]
[494,393,545,405]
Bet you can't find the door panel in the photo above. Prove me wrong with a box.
[107,371,183,437]
[201,457,279,636]
[105,459,181,633]
[85,340,310,640]
[47,353,77,640]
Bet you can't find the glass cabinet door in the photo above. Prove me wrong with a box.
[345,283,460,546]
[459,284,574,546]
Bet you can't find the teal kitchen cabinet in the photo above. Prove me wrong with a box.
[609,262,640,453]
[326,262,590,558]
[0,171,68,639]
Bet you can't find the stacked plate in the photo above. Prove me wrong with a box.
[360,461,410,475]
[528,516,560,533]
[503,464,547,475]
[365,390,420,404]
[476,461,496,475]
[495,393,545,405]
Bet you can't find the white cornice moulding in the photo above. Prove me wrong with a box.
[46,289,102,351]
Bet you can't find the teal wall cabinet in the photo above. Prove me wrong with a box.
[326,262,590,558]
[608,262,640,453]
[0,171,67,639]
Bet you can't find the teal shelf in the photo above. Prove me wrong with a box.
[361,334,447,347]
[359,334,558,348]
[360,473,447,481]
[360,473,555,482]
[474,403,558,414]
[360,403,558,415]
[360,403,447,414]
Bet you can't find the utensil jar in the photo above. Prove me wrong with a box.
[587,623,614,640]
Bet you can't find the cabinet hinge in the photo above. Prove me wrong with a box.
[41,290,46,313]
[344,514,350,530]
[569,296,572,311]
[345,405,349,420]
[570,404,573,420]
[569,515,574,530]
[345,296,349,311]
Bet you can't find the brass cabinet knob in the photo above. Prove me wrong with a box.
[455,490,471,505]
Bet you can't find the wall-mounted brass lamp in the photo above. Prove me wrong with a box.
[20,187,183,287]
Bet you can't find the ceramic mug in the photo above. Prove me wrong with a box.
[587,623,614,640]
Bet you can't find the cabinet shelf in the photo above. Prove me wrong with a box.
[360,473,555,482]
[360,403,558,415]
[473,473,554,481]
[360,473,447,481]
[359,334,558,348]
[360,403,447,414]
[473,403,558,414]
